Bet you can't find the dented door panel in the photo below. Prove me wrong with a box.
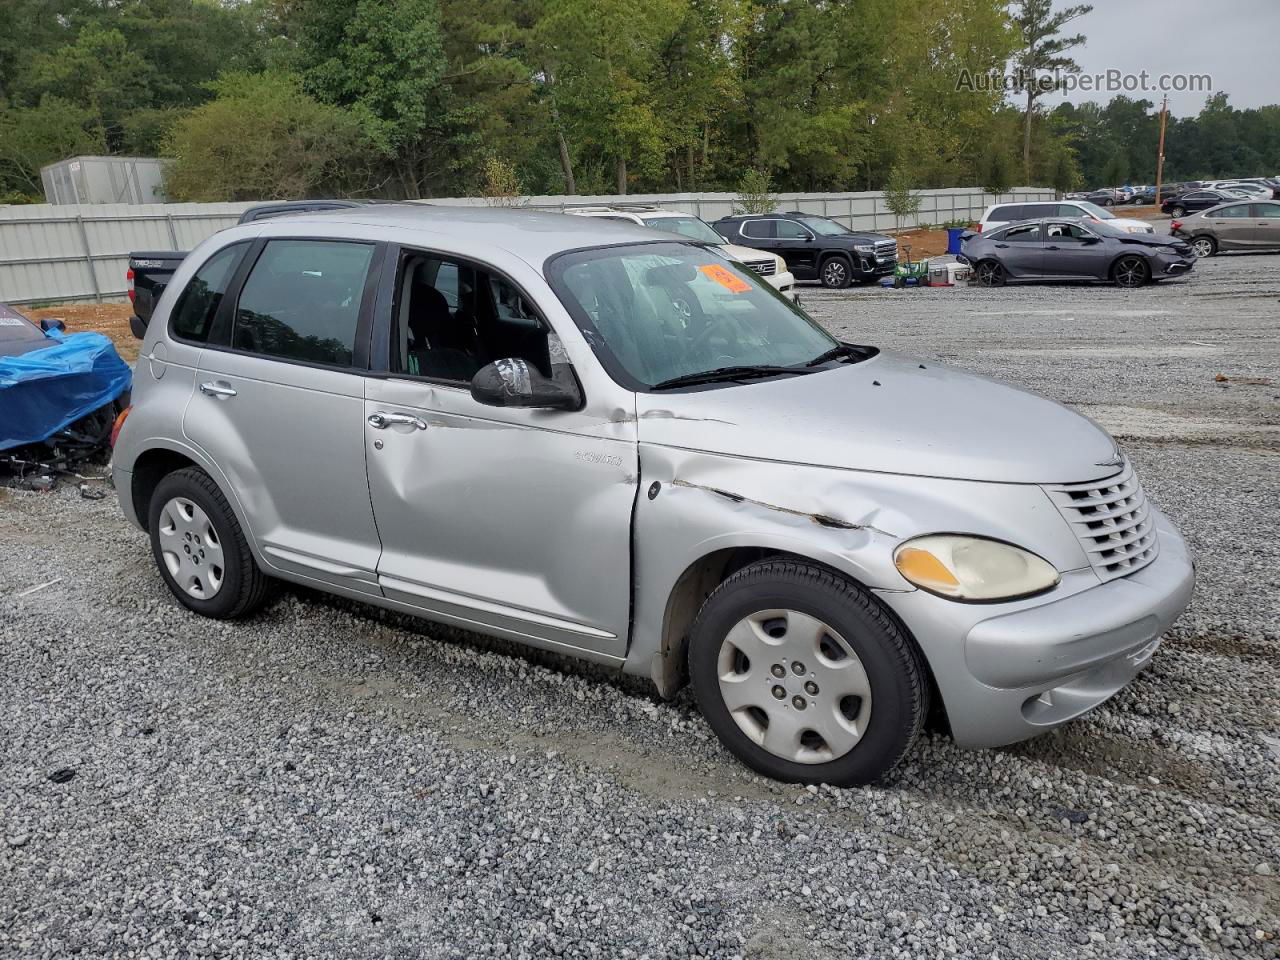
[364,376,638,659]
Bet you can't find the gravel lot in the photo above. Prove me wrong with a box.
[2,251,1277,959]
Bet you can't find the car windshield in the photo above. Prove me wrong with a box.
[1078,201,1115,220]
[549,241,837,390]
[798,216,852,236]
[646,216,726,245]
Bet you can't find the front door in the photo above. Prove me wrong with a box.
[767,219,820,278]
[1041,221,1110,278]
[184,237,385,594]
[363,248,636,660]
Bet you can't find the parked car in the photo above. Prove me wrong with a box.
[564,205,796,299]
[113,206,1194,786]
[1208,181,1274,200]
[712,212,897,288]
[962,218,1194,287]
[1161,190,1242,217]
[977,200,1154,235]
[1081,189,1125,207]
[1170,200,1280,256]
[126,199,390,338]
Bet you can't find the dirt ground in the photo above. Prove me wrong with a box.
[16,303,139,364]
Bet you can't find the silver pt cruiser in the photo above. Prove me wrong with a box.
[112,207,1194,785]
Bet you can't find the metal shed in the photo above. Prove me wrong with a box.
[40,156,170,206]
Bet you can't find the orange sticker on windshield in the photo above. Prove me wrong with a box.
[697,263,752,293]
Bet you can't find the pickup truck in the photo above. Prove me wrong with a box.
[127,200,377,338]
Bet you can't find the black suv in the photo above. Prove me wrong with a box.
[713,212,897,288]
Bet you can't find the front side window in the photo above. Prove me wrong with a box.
[393,252,553,383]
[170,242,248,343]
[796,216,850,236]
[549,241,836,390]
[1253,203,1280,218]
[1078,202,1114,220]
[232,239,374,367]
[1045,222,1092,240]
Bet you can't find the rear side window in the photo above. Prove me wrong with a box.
[1001,224,1041,243]
[170,242,248,343]
[232,239,375,368]
[741,219,774,239]
[1023,203,1056,218]
[988,205,1023,222]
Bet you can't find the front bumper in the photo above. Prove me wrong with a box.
[765,271,798,299]
[882,507,1194,748]
[1159,257,1195,276]
[855,255,897,277]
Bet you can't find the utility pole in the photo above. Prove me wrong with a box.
[1154,95,1169,206]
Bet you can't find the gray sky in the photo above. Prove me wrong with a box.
[1032,0,1280,116]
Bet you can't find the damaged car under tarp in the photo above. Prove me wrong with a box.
[0,303,131,474]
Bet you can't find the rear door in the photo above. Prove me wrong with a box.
[990,222,1044,277]
[183,237,386,594]
[1249,202,1280,247]
[1205,203,1254,249]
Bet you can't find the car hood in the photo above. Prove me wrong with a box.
[720,243,785,270]
[635,351,1122,484]
[1103,217,1154,233]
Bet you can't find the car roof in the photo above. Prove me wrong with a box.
[249,204,670,264]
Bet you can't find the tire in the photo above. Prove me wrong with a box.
[148,466,275,619]
[1189,235,1217,258]
[1112,254,1150,288]
[687,559,928,786]
[819,255,853,289]
[1170,205,1186,218]
[975,259,1006,286]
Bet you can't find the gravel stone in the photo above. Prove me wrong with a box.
[2,250,1277,958]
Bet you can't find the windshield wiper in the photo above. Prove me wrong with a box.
[805,343,865,367]
[650,364,814,391]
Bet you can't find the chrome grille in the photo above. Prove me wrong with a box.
[1044,461,1158,581]
[746,259,777,276]
[874,239,898,260]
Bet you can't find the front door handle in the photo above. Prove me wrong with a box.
[1045,245,1060,250]
[368,411,428,430]
[994,243,1009,248]
[199,381,237,399]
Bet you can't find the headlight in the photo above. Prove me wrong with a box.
[893,535,1059,601]
[854,244,874,253]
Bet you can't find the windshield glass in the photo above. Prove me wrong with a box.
[549,242,836,390]
[646,216,726,245]
[798,216,852,236]
[1078,201,1115,220]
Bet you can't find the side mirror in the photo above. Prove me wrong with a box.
[471,358,582,411]
[1081,236,1102,245]
[40,317,66,333]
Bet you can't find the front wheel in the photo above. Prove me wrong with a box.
[975,259,1006,286]
[688,560,928,786]
[148,466,275,619]
[820,256,853,289]
[1169,205,1186,218]
[1190,236,1217,258]
[1112,254,1150,288]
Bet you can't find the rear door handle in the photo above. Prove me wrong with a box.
[199,381,237,399]
[368,411,428,430]
[994,243,1009,248]
[1045,245,1060,250]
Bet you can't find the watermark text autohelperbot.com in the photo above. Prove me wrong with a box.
[956,68,1213,96]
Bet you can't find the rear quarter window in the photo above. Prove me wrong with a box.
[169,242,250,344]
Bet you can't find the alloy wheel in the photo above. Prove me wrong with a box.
[1170,206,1185,218]
[1114,255,1148,288]
[716,609,873,764]
[157,496,225,599]
[976,260,1005,286]
[1190,237,1215,258]
[821,259,849,288]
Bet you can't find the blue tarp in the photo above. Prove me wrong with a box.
[0,332,132,451]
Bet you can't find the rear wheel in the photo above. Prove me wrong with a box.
[975,259,1006,286]
[820,256,853,289]
[1190,236,1217,258]
[1112,254,1150,288]
[688,560,928,786]
[148,467,275,619]
[1170,205,1186,218]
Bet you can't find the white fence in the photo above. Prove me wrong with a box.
[0,187,1054,305]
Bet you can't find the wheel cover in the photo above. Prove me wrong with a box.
[157,496,225,599]
[822,260,847,286]
[716,609,873,764]
[1191,238,1214,257]
[1115,257,1146,287]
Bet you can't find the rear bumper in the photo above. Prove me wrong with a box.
[883,507,1194,748]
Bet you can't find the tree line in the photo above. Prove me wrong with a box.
[1,0,1276,206]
